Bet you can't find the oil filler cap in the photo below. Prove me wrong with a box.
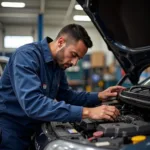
[131,135,146,144]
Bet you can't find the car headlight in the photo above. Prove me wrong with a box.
[44,139,100,150]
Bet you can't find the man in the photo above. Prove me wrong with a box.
[0,24,125,149]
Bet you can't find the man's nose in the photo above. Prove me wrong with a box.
[71,58,79,66]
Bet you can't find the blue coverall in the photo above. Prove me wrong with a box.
[0,37,101,149]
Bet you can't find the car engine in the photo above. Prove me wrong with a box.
[34,87,150,150]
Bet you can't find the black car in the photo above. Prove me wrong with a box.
[34,0,150,150]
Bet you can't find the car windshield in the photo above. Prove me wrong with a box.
[141,77,150,86]
[138,67,150,86]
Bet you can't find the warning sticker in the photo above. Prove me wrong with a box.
[67,129,78,134]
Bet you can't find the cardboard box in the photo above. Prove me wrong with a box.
[91,52,105,67]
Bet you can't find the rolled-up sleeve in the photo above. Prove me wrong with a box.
[8,50,83,122]
[56,72,101,107]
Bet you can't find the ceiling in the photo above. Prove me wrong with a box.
[0,0,94,27]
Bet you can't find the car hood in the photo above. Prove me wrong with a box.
[77,0,150,84]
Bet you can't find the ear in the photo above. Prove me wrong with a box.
[57,36,66,48]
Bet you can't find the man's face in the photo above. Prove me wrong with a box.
[55,40,88,70]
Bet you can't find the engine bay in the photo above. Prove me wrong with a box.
[35,97,150,150]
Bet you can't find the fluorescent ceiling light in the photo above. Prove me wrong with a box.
[74,4,83,10]
[1,2,25,8]
[73,15,91,21]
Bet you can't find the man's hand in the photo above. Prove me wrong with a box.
[98,86,126,102]
[82,105,120,121]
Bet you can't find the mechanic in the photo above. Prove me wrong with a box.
[0,24,125,150]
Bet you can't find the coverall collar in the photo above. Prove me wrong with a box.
[40,37,54,63]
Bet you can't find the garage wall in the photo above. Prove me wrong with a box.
[1,25,35,53]
[0,24,114,65]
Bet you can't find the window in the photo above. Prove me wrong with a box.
[4,36,33,48]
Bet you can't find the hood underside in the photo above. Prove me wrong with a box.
[77,0,150,84]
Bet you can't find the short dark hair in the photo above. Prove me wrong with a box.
[56,24,93,48]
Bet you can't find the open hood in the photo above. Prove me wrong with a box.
[77,0,150,84]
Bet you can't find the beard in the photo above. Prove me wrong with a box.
[55,46,69,70]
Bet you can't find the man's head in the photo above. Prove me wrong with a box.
[52,24,93,70]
